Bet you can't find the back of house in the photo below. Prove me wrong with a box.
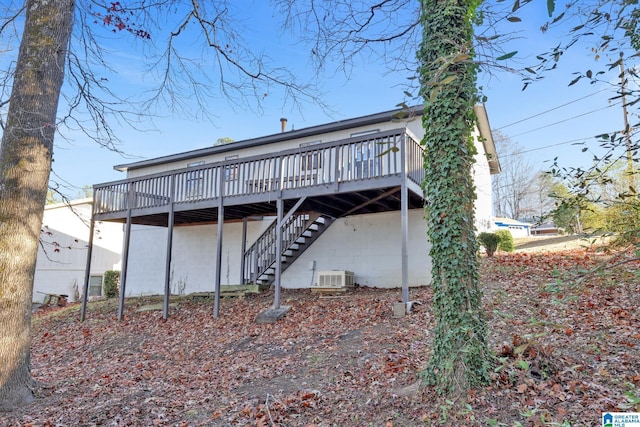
[89,105,498,297]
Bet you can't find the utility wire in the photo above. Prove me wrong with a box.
[500,127,638,158]
[499,137,590,158]
[508,103,619,139]
[495,87,612,131]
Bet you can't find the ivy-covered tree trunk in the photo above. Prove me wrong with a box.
[0,0,75,410]
[419,0,491,396]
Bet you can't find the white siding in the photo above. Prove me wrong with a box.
[280,209,431,288]
[125,220,272,296]
[472,129,494,233]
[35,200,123,302]
[124,225,167,296]
[123,209,431,295]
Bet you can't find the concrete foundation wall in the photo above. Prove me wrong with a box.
[123,209,431,296]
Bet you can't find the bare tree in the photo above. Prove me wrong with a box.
[527,171,557,222]
[491,131,538,219]
[275,0,536,102]
[0,0,75,410]
[0,0,323,409]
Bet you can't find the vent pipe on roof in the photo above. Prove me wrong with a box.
[280,117,287,132]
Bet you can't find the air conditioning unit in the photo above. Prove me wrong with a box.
[315,270,355,289]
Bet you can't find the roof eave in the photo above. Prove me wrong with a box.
[474,103,501,175]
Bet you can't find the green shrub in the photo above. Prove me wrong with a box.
[478,232,501,257]
[103,270,120,298]
[496,229,515,252]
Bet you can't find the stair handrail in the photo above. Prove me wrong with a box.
[243,213,313,283]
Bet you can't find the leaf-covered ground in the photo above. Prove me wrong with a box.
[3,246,640,426]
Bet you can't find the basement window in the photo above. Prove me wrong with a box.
[88,275,103,297]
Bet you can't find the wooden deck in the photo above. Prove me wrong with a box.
[93,129,426,225]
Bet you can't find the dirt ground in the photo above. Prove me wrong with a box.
[1,241,639,426]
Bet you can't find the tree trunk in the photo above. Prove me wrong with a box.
[419,0,491,396]
[0,0,75,410]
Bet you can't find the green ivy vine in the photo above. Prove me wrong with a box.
[419,0,492,396]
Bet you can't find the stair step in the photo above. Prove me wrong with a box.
[244,213,335,287]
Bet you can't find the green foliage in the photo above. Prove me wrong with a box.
[622,383,640,410]
[580,203,606,233]
[552,199,581,234]
[103,270,120,298]
[547,181,585,234]
[214,137,234,146]
[549,160,640,241]
[78,185,93,199]
[46,190,60,205]
[478,232,500,257]
[604,198,640,245]
[495,229,514,252]
[591,162,640,244]
[521,3,640,249]
[419,0,491,395]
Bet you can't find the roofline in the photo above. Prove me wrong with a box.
[474,104,501,175]
[493,217,532,226]
[114,105,425,172]
[114,104,499,173]
[45,197,93,209]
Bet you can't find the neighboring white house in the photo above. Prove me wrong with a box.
[87,105,500,310]
[493,217,532,238]
[531,222,560,235]
[35,198,123,303]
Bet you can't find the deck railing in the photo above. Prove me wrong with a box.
[94,129,424,215]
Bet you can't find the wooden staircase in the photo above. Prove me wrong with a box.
[243,212,335,285]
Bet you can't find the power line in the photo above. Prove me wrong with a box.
[495,88,612,131]
[499,137,589,158]
[499,127,639,158]
[508,103,619,139]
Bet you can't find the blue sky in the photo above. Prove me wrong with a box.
[35,1,640,196]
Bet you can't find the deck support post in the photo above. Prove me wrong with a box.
[256,196,291,323]
[118,204,133,320]
[163,187,175,320]
[240,217,248,284]
[400,136,410,310]
[80,198,96,321]
[214,175,225,318]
